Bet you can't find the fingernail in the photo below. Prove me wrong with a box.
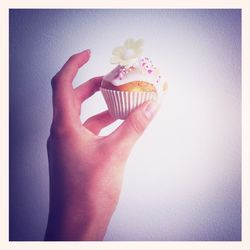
[85,49,91,55]
[143,101,160,120]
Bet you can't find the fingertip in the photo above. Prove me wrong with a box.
[85,49,91,55]
[78,49,91,65]
[79,49,91,57]
[82,49,91,58]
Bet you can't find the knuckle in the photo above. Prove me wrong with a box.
[46,136,52,150]
[49,122,75,139]
[51,71,66,89]
[51,73,60,88]
[68,54,77,63]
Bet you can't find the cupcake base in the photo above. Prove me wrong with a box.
[101,79,156,92]
[100,88,157,120]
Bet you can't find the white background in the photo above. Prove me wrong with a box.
[9,9,241,240]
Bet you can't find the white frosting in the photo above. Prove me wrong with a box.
[103,57,165,93]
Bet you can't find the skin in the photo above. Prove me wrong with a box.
[44,49,160,241]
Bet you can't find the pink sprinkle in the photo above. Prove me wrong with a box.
[148,70,153,74]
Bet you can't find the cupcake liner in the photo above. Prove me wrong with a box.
[100,88,157,119]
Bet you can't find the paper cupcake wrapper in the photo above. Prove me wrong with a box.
[100,88,157,120]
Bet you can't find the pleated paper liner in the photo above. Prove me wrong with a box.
[100,88,157,120]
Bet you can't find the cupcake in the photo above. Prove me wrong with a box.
[100,38,167,119]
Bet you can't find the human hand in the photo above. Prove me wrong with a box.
[44,50,160,241]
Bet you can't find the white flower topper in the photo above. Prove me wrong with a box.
[110,38,144,67]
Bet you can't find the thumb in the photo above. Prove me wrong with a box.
[110,100,160,150]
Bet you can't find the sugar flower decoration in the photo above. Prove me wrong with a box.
[110,38,144,67]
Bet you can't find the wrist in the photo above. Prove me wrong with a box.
[45,206,111,241]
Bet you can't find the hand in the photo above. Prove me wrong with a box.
[44,50,160,241]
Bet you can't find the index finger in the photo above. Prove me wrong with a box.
[51,49,91,124]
